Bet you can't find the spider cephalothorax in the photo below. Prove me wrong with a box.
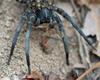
[7,0,95,74]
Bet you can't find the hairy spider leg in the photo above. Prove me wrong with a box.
[25,14,36,74]
[53,14,70,65]
[55,7,96,50]
[7,13,27,65]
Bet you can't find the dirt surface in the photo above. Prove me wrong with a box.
[0,0,100,80]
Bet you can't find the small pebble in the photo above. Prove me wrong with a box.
[11,75,19,80]
[1,77,10,80]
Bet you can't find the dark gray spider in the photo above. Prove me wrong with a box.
[7,0,95,74]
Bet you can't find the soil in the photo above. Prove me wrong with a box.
[0,0,100,80]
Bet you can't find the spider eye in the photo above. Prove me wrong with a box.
[47,0,54,5]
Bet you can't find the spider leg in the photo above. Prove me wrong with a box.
[25,24,31,74]
[54,7,96,50]
[25,14,36,74]
[7,13,27,65]
[53,14,70,65]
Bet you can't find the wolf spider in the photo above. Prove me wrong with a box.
[7,0,95,74]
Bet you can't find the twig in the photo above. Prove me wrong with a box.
[82,37,92,67]
[76,62,100,80]
[69,0,82,26]
[76,31,86,64]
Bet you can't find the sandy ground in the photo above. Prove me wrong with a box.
[0,0,100,79]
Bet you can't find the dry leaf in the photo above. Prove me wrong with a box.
[22,70,44,80]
